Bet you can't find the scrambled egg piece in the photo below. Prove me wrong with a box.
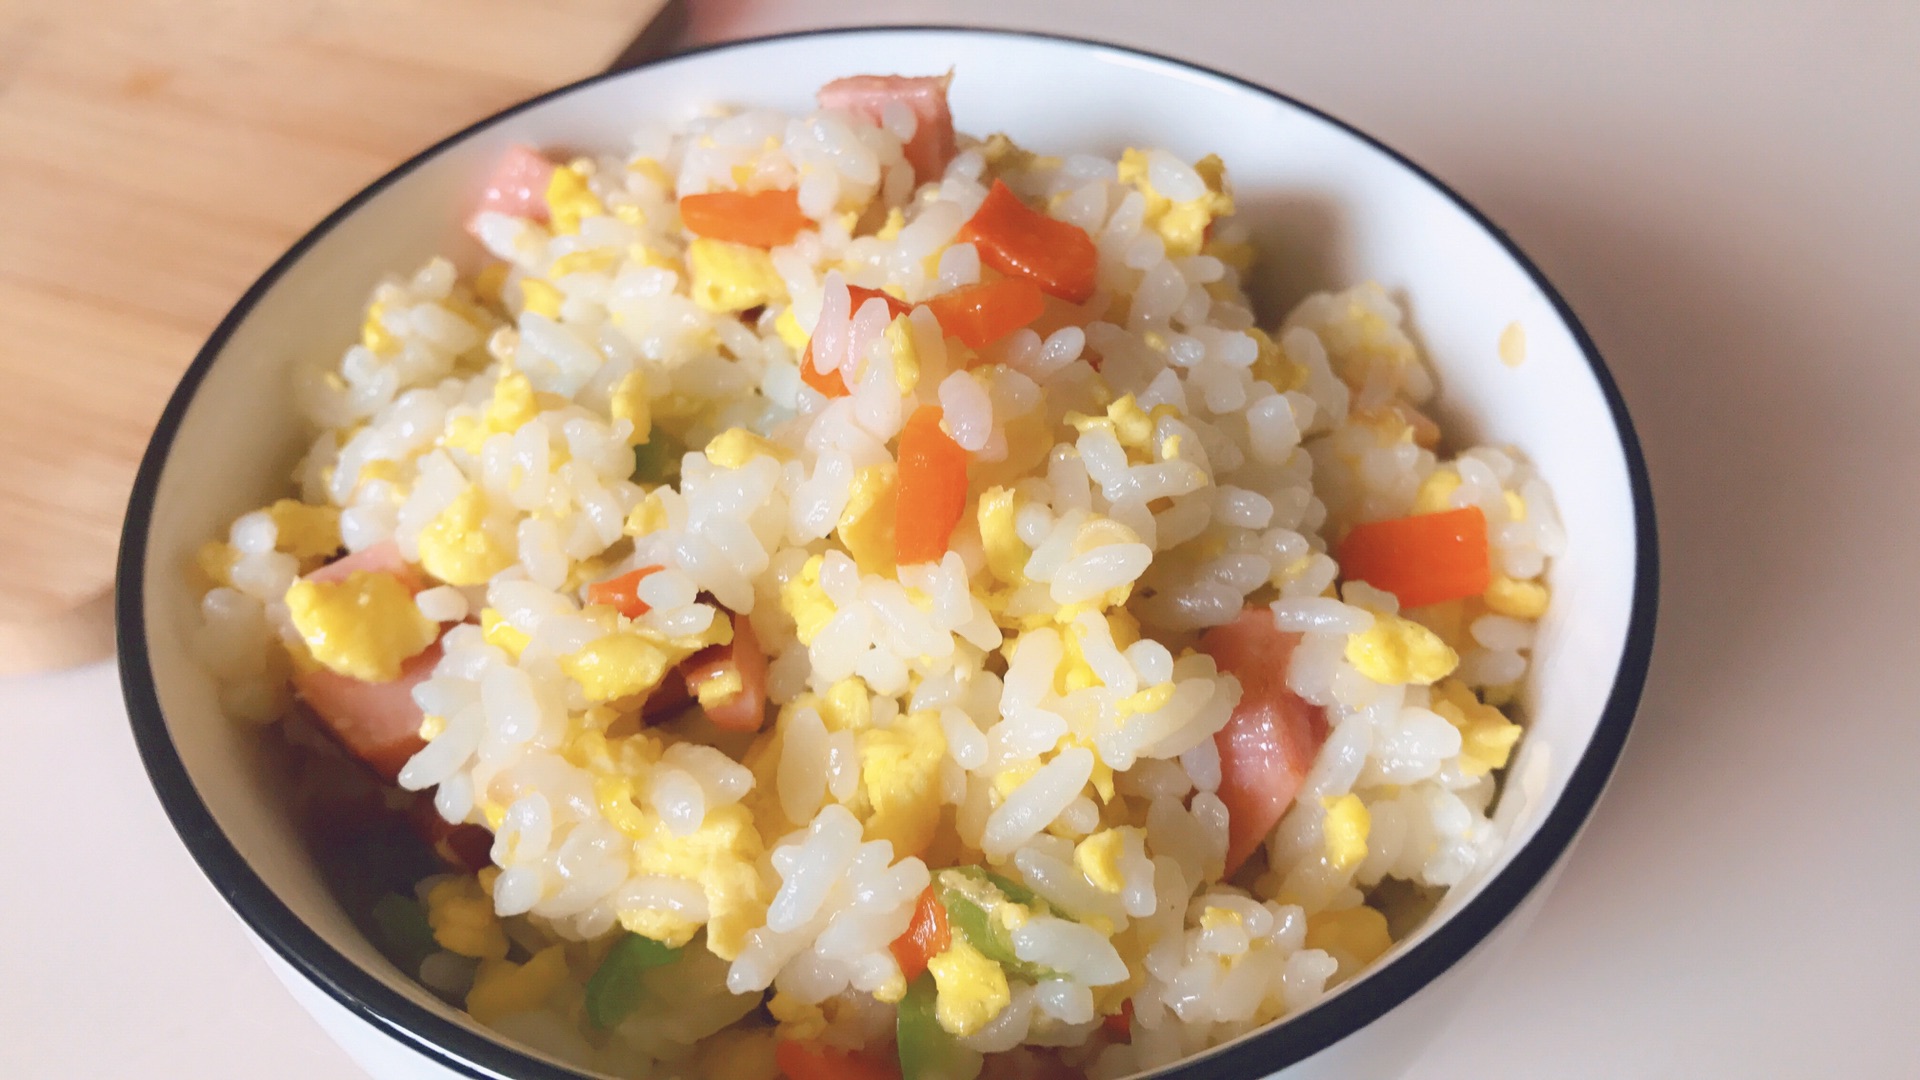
[284,571,437,682]
[1305,905,1393,971]
[625,489,670,537]
[1200,905,1243,935]
[519,277,564,319]
[1313,285,1421,391]
[548,249,618,278]
[1248,328,1306,394]
[426,875,510,960]
[767,991,829,1041]
[977,486,1028,586]
[609,369,652,446]
[773,307,811,354]
[561,632,672,702]
[417,487,517,585]
[818,678,874,733]
[885,315,920,393]
[1346,613,1458,686]
[544,163,604,235]
[467,945,570,1025]
[837,465,900,577]
[624,803,765,959]
[266,500,341,562]
[1066,393,1155,453]
[858,710,947,858]
[927,935,1011,1037]
[480,608,530,659]
[1430,678,1523,776]
[704,427,792,469]
[1505,489,1529,522]
[1116,149,1234,258]
[780,554,835,645]
[487,371,539,432]
[1415,467,1462,514]
[361,300,400,357]
[1074,828,1130,893]
[1321,794,1371,872]
[1483,574,1550,618]
[688,238,787,313]
[875,207,907,241]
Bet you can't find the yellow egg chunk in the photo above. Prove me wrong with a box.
[544,163,604,235]
[1430,678,1524,775]
[818,677,873,733]
[858,709,947,858]
[426,875,510,960]
[1199,905,1243,934]
[1073,829,1128,893]
[561,632,672,702]
[361,300,400,356]
[625,489,670,537]
[780,554,835,645]
[479,608,530,659]
[1483,574,1550,619]
[485,370,540,433]
[1116,149,1234,258]
[1305,905,1393,972]
[548,249,618,278]
[1321,794,1371,872]
[693,665,746,709]
[467,945,570,1025]
[705,427,792,469]
[886,315,920,393]
[1247,327,1306,393]
[837,464,899,577]
[688,238,787,314]
[767,991,829,1041]
[609,369,652,446]
[417,488,517,585]
[519,277,564,319]
[927,935,1012,1037]
[267,499,342,561]
[977,486,1029,586]
[624,803,765,960]
[773,306,811,353]
[284,571,437,682]
[1345,613,1459,686]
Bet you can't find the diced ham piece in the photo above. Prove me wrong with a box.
[817,74,957,184]
[293,642,440,784]
[408,795,494,873]
[305,540,429,593]
[292,543,441,782]
[680,612,769,731]
[468,144,554,237]
[1199,608,1331,876]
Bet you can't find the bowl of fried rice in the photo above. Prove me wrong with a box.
[118,25,1655,1080]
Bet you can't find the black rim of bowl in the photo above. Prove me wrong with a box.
[116,24,1658,1080]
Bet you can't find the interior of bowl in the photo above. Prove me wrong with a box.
[120,27,1651,1079]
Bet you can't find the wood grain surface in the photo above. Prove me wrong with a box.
[0,0,675,673]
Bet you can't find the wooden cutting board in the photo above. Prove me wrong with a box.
[0,0,681,674]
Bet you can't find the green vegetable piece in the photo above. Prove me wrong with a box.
[898,974,984,1080]
[934,868,1059,982]
[984,870,1040,908]
[629,429,684,486]
[585,932,682,1029]
[371,893,438,970]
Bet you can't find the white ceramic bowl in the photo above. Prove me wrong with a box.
[117,26,1656,1080]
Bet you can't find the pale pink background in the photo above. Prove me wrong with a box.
[4,3,1915,1077]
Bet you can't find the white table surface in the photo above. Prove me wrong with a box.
[5,3,1917,1077]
